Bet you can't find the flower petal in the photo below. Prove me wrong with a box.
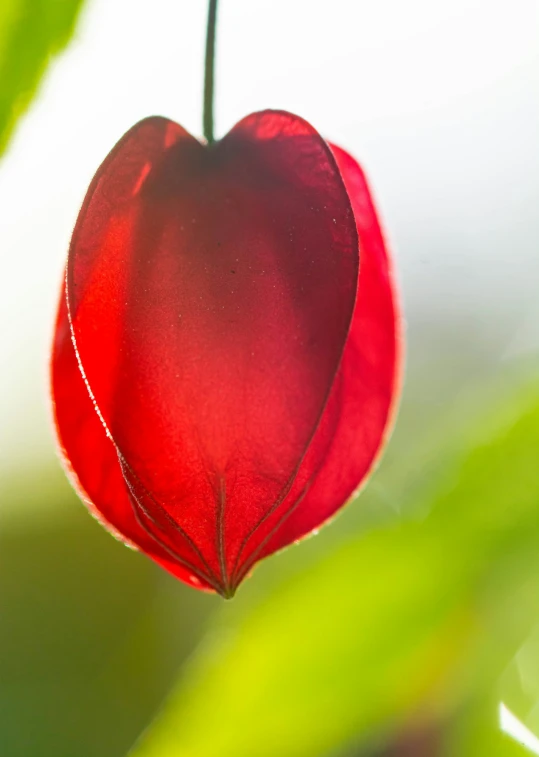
[51,290,217,591]
[230,145,402,583]
[64,111,359,592]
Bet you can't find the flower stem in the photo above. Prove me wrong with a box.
[203,0,219,143]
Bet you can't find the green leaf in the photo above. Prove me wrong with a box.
[443,699,533,756]
[0,0,86,157]
[130,382,539,757]
[0,466,216,757]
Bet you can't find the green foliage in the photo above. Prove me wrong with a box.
[445,699,530,756]
[0,0,86,156]
[131,384,539,757]
[0,468,216,757]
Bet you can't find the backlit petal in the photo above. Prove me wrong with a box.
[51,291,216,591]
[63,112,359,593]
[230,144,402,583]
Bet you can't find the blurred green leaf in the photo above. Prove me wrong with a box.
[131,382,539,757]
[442,699,531,756]
[0,0,86,156]
[0,467,216,757]
[498,619,539,750]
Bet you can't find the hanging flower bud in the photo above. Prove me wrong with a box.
[51,111,402,596]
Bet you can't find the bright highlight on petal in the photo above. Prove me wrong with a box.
[51,109,402,596]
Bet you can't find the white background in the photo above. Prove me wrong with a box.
[0,0,538,472]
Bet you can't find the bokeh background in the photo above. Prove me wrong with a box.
[0,1,538,755]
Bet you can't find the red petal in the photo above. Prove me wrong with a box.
[60,111,359,594]
[230,145,403,584]
[51,290,216,591]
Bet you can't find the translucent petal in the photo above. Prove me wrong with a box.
[58,112,359,593]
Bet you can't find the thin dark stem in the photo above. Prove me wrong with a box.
[203,0,219,143]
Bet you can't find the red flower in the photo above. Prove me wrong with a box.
[51,110,402,597]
